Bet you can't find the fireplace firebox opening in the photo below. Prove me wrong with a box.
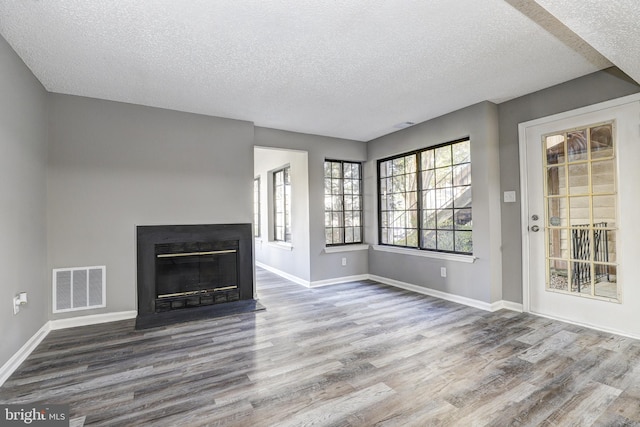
[155,240,240,312]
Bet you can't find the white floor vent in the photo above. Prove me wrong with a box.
[53,266,106,313]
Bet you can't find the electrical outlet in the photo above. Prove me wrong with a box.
[341,257,347,266]
[13,292,27,315]
[13,296,20,315]
[440,267,447,278]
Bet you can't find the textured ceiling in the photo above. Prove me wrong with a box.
[533,0,640,85]
[0,1,629,141]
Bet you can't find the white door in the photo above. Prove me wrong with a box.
[520,94,640,338]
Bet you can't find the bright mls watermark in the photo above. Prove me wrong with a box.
[1,405,68,426]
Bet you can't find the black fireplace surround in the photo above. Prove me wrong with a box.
[136,224,256,329]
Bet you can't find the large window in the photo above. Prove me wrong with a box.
[324,160,362,245]
[378,138,472,254]
[253,177,260,237]
[273,167,291,242]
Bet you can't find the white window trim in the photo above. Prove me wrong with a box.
[372,244,476,263]
[268,241,294,251]
[324,244,370,253]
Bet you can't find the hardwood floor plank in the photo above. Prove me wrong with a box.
[598,380,640,424]
[518,329,579,363]
[1,267,639,425]
[544,381,621,427]
[277,382,395,427]
[485,347,618,426]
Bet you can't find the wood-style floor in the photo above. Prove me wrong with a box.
[2,268,640,426]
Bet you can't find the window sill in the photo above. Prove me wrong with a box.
[372,245,476,263]
[324,244,370,253]
[267,241,294,251]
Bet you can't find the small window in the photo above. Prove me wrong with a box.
[273,167,291,242]
[378,138,472,254]
[324,160,363,245]
[254,177,260,237]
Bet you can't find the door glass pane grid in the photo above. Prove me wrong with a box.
[542,121,618,301]
[547,258,569,292]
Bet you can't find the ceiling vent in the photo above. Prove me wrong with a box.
[393,121,415,129]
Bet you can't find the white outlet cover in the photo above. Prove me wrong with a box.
[503,191,517,203]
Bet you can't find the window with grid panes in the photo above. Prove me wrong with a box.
[273,167,291,242]
[378,138,472,254]
[324,160,363,245]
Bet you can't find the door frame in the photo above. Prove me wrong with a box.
[518,93,640,319]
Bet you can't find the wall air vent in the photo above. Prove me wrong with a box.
[53,266,106,313]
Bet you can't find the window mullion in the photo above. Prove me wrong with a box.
[341,162,346,245]
[325,160,363,246]
[416,152,423,249]
[285,169,290,242]
[377,160,382,245]
[450,144,456,253]
[273,171,278,241]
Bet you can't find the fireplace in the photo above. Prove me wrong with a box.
[136,224,259,329]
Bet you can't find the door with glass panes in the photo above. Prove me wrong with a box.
[521,96,640,335]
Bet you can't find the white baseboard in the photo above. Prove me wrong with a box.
[0,310,137,387]
[369,274,495,311]
[310,274,370,288]
[492,300,524,312]
[256,262,310,287]
[256,262,370,289]
[369,274,523,313]
[256,263,524,313]
[529,310,640,341]
[0,322,51,387]
[49,310,138,330]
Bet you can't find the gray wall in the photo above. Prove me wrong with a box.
[254,127,368,283]
[47,94,255,319]
[498,67,640,303]
[365,102,503,303]
[0,36,48,368]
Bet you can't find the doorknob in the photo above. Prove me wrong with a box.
[531,225,540,232]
